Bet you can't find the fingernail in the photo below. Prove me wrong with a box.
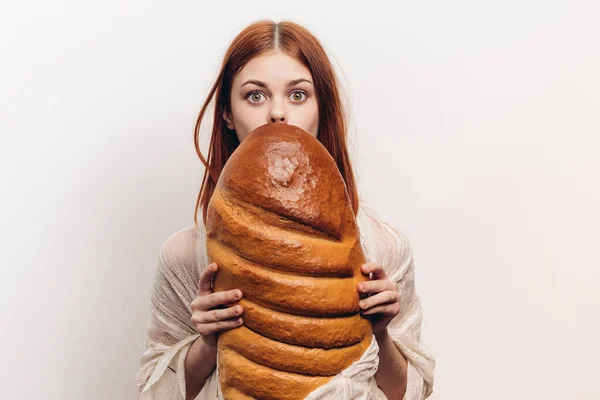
[359,301,365,308]
[238,318,243,324]
[235,290,242,298]
[358,284,364,292]
[235,306,242,315]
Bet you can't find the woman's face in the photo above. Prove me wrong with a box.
[224,50,319,143]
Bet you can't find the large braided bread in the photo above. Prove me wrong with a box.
[205,122,373,400]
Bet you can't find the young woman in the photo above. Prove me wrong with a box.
[136,19,435,400]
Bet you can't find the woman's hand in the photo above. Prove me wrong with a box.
[357,262,400,334]
[190,262,244,348]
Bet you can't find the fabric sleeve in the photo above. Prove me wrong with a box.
[362,206,436,399]
[135,226,216,399]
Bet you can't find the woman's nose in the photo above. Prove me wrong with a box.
[270,114,286,123]
[269,107,286,123]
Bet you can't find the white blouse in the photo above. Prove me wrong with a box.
[135,201,435,399]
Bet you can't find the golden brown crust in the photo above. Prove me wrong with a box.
[219,325,373,375]
[218,348,334,400]
[208,235,363,316]
[237,298,371,348]
[206,123,373,399]
[213,124,348,239]
[208,190,354,277]
[220,387,254,400]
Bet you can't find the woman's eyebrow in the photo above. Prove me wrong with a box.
[240,78,313,89]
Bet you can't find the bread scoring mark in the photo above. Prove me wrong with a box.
[236,298,370,349]
[207,190,355,278]
[219,348,333,399]
[221,189,338,241]
[207,237,361,317]
[219,325,372,376]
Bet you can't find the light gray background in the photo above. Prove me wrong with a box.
[1,1,598,399]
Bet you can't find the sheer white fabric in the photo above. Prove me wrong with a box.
[135,201,435,399]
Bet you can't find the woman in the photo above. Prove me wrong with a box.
[136,19,435,400]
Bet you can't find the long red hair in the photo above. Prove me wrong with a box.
[193,19,359,228]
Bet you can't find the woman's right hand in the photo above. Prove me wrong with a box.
[190,262,244,348]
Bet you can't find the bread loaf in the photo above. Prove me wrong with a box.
[205,122,373,400]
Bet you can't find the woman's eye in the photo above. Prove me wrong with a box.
[247,91,265,103]
[246,90,307,104]
[290,90,307,103]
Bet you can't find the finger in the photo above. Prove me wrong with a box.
[359,290,400,310]
[358,279,397,294]
[198,289,243,311]
[361,263,388,280]
[361,302,400,316]
[195,317,244,336]
[198,262,218,295]
[194,305,244,324]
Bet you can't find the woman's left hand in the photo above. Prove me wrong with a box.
[357,262,400,334]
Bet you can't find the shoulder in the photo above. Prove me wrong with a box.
[358,200,414,272]
[158,224,198,277]
[359,200,412,245]
[150,225,200,317]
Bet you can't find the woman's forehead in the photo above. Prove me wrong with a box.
[234,52,313,87]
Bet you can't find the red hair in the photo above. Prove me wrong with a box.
[193,19,359,228]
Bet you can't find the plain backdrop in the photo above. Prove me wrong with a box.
[1,1,599,399]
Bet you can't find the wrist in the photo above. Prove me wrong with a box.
[374,327,390,342]
[197,335,218,358]
[199,333,218,350]
[186,336,217,372]
[184,336,218,400]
